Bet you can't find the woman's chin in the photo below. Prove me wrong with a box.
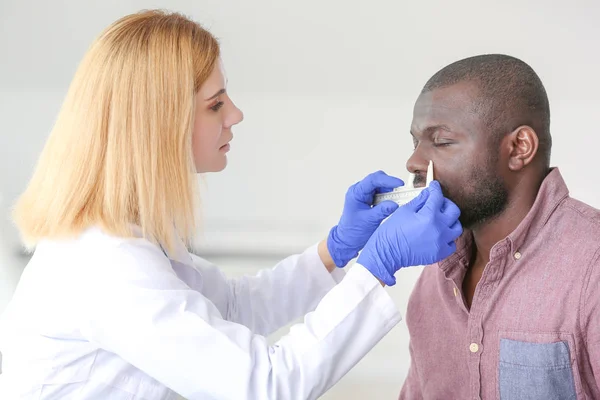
[195,157,228,173]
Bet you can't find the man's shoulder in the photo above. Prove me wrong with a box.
[557,196,600,239]
[563,197,600,223]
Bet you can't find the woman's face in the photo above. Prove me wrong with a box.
[192,59,244,173]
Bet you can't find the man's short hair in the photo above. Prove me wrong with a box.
[422,54,551,166]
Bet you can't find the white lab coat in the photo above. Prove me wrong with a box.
[0,226,401,400]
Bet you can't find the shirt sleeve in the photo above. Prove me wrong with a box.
[581,247,600,388]
[80,242,401,400]
[189,244,346,336]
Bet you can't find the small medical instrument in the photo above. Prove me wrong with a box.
[372,160,434,206]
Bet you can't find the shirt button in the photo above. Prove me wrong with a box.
[514,251,522,260]
[469,343,479,353]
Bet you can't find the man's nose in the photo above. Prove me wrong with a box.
[406,147,430,176]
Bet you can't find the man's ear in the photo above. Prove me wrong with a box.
[506,125,539,171]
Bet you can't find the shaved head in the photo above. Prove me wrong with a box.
[422,54,551,167]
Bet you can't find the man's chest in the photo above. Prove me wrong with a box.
[462,263,484,309]
[406,257,592,399]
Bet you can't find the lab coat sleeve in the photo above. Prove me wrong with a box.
[80,241,401,400]
[189,244,346,336]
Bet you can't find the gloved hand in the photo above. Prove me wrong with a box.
[327,171,404,267]
[357,181,462,286]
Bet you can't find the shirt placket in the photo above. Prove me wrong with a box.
[466,243,508,400]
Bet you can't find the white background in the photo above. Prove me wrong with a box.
[1,0,599,398]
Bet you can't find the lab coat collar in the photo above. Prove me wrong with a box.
[129,224,193,266]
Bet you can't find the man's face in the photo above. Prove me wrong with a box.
[407,81,508,229]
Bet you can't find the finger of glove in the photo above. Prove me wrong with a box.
[439,198,461,227]
[440,240,458,260]
[369,201,399,222]
[447,220,464,241]
[402,186,430,213]
[353,171,404,202]
[418,181,444,215]
[440,220,463,245]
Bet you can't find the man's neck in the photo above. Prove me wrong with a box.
[470,175,544,267]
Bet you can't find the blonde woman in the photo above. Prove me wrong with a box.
[0,10,462,400]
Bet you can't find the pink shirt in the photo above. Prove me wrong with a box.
[400,168,600,399]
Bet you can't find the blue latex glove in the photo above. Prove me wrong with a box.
[327,171,404,267]
[357,181,463,286]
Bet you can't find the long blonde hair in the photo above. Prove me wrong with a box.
[13,9,219,252]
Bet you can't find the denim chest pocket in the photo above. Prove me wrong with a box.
[499,338,577,400]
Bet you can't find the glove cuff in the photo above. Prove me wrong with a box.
[327,226,358,268]
[356,254,397,286]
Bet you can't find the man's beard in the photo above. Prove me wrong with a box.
[439,167,509,230]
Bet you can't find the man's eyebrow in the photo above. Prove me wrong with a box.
[205,88,226,101]
[411,125,453,136]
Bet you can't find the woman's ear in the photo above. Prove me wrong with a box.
[506,125,539,171]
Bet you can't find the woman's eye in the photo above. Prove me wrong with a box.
[210,101,224,112]
[433,142,452,147]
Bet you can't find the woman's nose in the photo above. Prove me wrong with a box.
[225,100,244,129]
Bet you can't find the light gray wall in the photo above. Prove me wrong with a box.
[2,0,599,256]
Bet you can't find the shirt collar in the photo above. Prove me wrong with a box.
[506,167,569,253]
[438,167,569,273]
